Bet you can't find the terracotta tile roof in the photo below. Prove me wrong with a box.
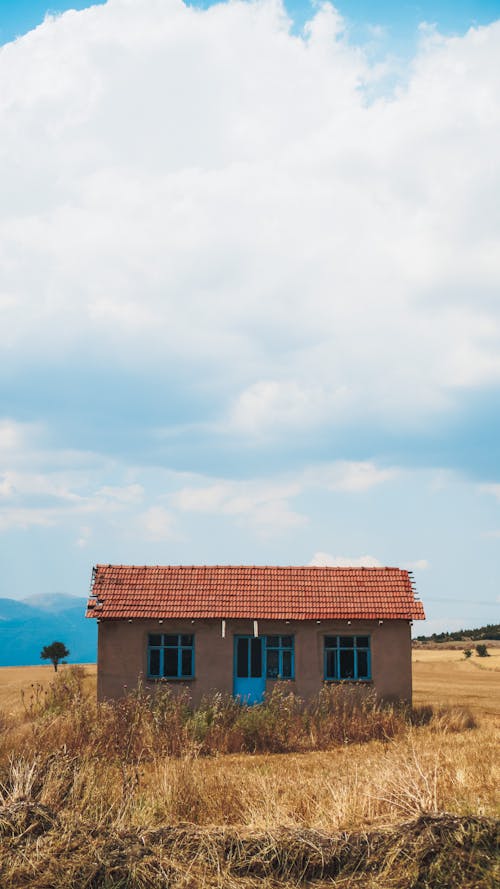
[86,564,425,622]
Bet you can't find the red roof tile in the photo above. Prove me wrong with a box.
[86,565,425,621]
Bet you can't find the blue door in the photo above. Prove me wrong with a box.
[234,636,266,704]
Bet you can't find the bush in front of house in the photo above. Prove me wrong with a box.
[17,670,476,764]
[18,680,475,764]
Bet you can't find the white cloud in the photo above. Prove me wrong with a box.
[76,525,91,548]
[226,380,352,438]
[309,552,382,567]
[0,475,14,497]
[322,461,398,492]
[0,416,403,548]
[479,483,500,501]
[95,484,144,504]
[0,470,84,502]
[0,421,21,452]
[172,477,306,532]
[140,506,176,541]
[403,559,430,571]
[173,483,227,513]
[0,0,499,445]
[0,507,58,531]
[170,457,400,533]
[0,426,151,536]
[0,420,38,455]
[309,552,429,570]
[0,468,145,512]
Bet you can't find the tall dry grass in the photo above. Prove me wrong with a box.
[0,666,498,888]
[8,666,478,760]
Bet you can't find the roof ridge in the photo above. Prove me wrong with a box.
[94,563,405,571]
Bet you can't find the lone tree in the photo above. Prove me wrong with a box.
[40,641,69,672]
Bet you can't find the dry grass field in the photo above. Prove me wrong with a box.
[0,650,498,887]
[412,646,500,718]
[0,663,97,715]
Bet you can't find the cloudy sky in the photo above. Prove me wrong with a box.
[0,0,499,633]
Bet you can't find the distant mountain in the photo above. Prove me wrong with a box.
[21,593,89,613]
[0,595,96,666]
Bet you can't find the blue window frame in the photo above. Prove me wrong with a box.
[147,633,194,679]
[324,635,371,681]
[265,635,294,679]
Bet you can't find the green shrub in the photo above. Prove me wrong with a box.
[475,644,489,658]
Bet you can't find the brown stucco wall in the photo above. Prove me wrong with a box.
[96,618,413,705]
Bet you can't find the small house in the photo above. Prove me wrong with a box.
[86,564,425,705]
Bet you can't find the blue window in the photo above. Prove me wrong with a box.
[147,633,194,679]
[324,635,371,681]
[265,635,294,679]
[236,636,263,679]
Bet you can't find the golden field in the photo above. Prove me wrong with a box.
[0,649,498,888]
[412,645,500,717]
[0,662,97,715]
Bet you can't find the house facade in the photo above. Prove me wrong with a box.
[86,564,425,705]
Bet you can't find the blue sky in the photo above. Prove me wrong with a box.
[0,0,499,633]
[2,2,500,46]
